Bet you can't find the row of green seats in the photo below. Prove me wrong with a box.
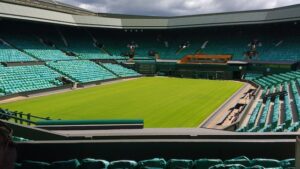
[272,95,280,126]
[287,122,300,132]
[3,33,75,61]
[258,98,271,128]
[0,65,63,95]
[243,73,263,81]
[0,41,36,62]
[61,30,122,60]
[238,71,300,132]
[14,156,295,169]
[248,101,262,129]
[253,71,300,88]
[283,82,293,126]
[47,60,117,83]
[102,63,141,77]
[290,81,300,119]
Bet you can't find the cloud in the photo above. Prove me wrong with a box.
[56,0,300,16]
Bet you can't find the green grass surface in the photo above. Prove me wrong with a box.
[1,77,243,128]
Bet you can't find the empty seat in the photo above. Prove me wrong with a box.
[194,159,223,169]
[80,158,109,169]
[250,159,281,168]
[108,160,137,169]
[166,159,193,169]
[49,159,81,169]
[224,156,251,167]
[137,158,166,169]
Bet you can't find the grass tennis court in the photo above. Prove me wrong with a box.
[0,77,243,128]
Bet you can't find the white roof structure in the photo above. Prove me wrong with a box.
[0,0,300,29]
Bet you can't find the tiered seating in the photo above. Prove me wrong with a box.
[272,95,280,126]
[47,60,117,83]
[259,36,300,61]
[238,70,300,132]
[102,63,141,77]
[243,73,263,81]
[0,41,36,62]
[290,80,300,118]
[3,34,74,61]
[14,156,295,169]
[283,82,293,126]
[93,30,156,59]
[258,98,271,128]
[248,101,262,129]
[0,65,63,94]
[62,29,122,60]
[203,35,249,60]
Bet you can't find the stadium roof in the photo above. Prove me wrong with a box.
[0,1,300,29]
[0,0,96,15]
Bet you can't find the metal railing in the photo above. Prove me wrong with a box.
[0,108,51,125]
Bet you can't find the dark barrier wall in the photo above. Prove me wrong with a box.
[154,61,294,80]
[16,139,295,162]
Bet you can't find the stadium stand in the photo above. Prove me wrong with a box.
[13,157,295,169]
[0,40,36,62]
[2,33,75,61]
[1,2,300,169]
[242,73,263,81]
[92,30,150,59]
[0,65,63,95]
[59,28,123,60]
[46,60,117,83]
[237,70,300,132]
[102,63,141,77]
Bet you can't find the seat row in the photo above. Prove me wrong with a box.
[0,65,63,94]
[2,34,75,61]
[237,70,300,132]
[47,60,117,83]
[14,156,295,169]
[103,63,141,77]
[0,41,36,62]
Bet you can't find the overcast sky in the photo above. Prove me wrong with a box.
[56,0,300,16]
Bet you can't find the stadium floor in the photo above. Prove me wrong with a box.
[0,77,243,128]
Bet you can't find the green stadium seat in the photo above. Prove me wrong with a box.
[194,159,223,169]
[280,158,295,168]
[108,160,137,169]
[245,166,264,169]
[137,158,166,169]
[80,158,110,169]
[250,159,281,168]
[209,164,246,169]
[224,156,251,167]
[166,159,194,169]
[49,159,81,169]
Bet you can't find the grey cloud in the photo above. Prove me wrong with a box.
[56,0,300,16]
